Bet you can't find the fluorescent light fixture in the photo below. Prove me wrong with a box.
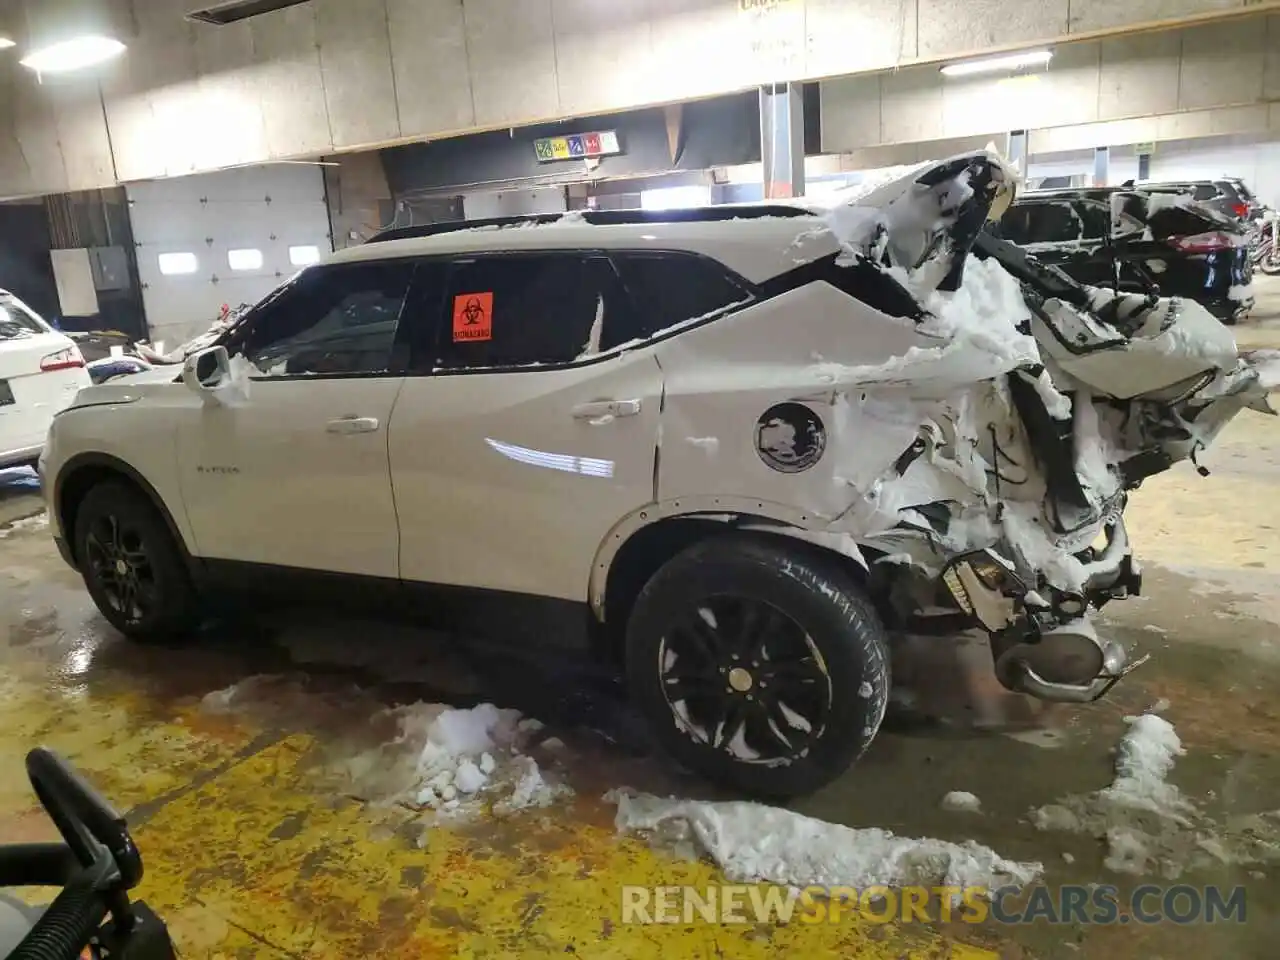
[940,49,1052,78]
[20,36,126,74]
[288,244,322,266]
[641,185,711,210]
[158,252,198,276]
[0,38,15,50]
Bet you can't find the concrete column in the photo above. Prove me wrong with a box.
[759,82,804,199]
[1093,146,1110,187]
[1005,130,1027,172]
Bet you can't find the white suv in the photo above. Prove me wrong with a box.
[39,152,1278,797]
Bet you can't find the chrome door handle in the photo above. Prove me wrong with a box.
[572,399,642,421]
[326,416,380,434]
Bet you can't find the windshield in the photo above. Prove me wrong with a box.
[0,296,49,341]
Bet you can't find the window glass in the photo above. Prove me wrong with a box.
[609,253,750,344]
[1191,184,1219,201]
[290,245,322,266]
[1075,201,1111,240]
[1018,202,1086,244]
[158,252,197,275]
[238,261,414,376]
[0,297,47,340]
[436,255,613,369]
[228,248,263,271]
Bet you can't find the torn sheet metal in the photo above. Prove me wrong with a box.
[655,148,1275,702]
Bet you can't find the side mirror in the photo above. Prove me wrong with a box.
[182,345,233,404]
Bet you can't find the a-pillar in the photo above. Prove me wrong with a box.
[760,82,804,199]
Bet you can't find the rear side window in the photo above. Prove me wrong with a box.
[1004,202,1085,244]
[610,253,750,345]
[0,298,47,340]
[1075,201,1111,240]
[435,255,619,370]
[1191,184,1220,201]
[1146,205,1230,239]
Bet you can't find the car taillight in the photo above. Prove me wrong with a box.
[1233,202,1250,218]
[1167,232,1235,254]
[40,346,86,372]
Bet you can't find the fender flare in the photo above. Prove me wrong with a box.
[587,495,869,620]
[54,451,196,568]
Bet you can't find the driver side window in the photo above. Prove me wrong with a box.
[238,260,415,377]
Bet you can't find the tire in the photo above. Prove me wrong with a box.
[73,480,201,642]
[625,534,891,798]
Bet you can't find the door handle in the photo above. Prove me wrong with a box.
[326,415,380,434]
[572,399,642,421]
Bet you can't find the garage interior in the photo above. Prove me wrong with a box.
[3,0,1280,957]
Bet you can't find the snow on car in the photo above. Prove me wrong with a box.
[0,290,91,472]
[37,149,1280,797]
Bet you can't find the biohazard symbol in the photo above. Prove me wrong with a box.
[452,292,493,342]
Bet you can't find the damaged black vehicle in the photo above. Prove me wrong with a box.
[991,186,1254,324]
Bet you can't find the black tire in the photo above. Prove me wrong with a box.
[625,534,890,798]
[73,480,201,642]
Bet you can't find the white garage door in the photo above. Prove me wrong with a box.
[127,165,333,348]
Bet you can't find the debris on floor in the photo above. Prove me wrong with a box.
[1029,710,1280,877]
[606,788,1041,892]
[0,512,48,538]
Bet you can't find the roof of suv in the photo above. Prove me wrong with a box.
[326,204,841,284]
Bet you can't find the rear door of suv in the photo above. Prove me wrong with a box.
[388,251,665,604]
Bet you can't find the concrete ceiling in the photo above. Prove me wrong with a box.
[1,0,1278,199]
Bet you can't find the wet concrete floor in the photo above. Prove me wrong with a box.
[1,291,1279,959]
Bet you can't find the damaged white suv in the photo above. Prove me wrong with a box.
[41,152,1279,797]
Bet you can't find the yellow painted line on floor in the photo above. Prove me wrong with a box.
[0,657,999,958]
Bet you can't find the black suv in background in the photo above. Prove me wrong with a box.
[990,187,1254,324]
[1129,178,1261,224]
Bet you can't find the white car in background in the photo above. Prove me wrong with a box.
[0,290,90,471]
[37,152,1279,798]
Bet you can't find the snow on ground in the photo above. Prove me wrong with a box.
[941,791,983,814]
[0,512,48,538]
[1030,711,1280,877]
[201,682,572,821]
[607,789,1040,893]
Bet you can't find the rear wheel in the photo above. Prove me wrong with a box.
[625,535,890,798]
[73,481,201,642]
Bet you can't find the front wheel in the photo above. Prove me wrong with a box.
[73,480,201,642]
[625,535,891,798]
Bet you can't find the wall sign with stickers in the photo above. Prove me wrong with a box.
[755,402,826,473]
[452,292,493,342]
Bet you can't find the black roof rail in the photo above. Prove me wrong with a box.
[366,204,813,244]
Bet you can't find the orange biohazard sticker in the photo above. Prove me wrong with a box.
[453,292,493,342]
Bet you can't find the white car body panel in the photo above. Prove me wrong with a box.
[0,292,90,468]
[391,351,663,600]
[175,378,405,578]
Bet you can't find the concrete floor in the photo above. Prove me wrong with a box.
[2,286,1280,959]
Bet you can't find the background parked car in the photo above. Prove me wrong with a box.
[1124,177,1261,225]
[0,289,91,471]
[989,186,1254,324]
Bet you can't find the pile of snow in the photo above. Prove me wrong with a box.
[607,789,1040,893]
[201,685,573,821]
[1030,712,1280,877]
[0,512,49,539]
[941,791,983,814]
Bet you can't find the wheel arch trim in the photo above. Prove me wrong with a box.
[54,451,197,569]
[588,496,870,621]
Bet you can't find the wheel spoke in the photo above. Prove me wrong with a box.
[743,604,782,665]
[711,698,749,752]
[662,671,718,701]
[753,698,797,752]
[674,618,724,663]
[761,657,827,691]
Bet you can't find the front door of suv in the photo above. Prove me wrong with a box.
[176,259,419,579]
[389,252,666,604]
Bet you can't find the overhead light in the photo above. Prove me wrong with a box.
[940,49,1053,78]
[20,36,126,74]
[0,37,15,50]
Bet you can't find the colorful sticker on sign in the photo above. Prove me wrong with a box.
[453,292,493,342]
[567,135,586,156]
[534,139,555,161]
[550,138,572,160]
[584,132,602,154]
